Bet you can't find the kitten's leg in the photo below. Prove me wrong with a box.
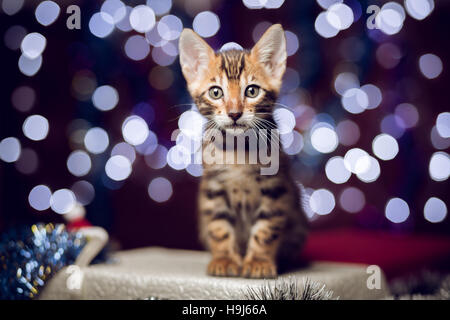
[205,217,242,276]
[242,212,286,279]
[199,185,242,277]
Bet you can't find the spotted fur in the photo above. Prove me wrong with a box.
[179,24,308,278]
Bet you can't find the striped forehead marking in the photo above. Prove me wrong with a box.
[219,50,246,80]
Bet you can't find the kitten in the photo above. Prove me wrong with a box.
[178,24,308,278]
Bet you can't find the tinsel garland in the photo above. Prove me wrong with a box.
[0,223,86,300]
[243,277,337,300]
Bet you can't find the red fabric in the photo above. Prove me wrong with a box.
[66,219,92,231]
[301,228,450,279]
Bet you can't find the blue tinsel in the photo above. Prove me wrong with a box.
[0,223,86,300]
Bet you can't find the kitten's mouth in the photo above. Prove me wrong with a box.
[224,124,247,129]
[223,124,249,135]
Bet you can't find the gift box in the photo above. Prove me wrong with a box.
[39,247,390,300]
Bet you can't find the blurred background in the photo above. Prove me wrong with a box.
[0,0,449,259]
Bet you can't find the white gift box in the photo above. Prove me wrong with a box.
[39,247,390,300]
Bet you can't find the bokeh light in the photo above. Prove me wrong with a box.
[101,0,127,24]
[15,148,39,174]
[252,21,271,43]
[2,0,24,16]
[130,5,156,33]
[89,12,114,38]
[431,126,450,150]
[22,115,49,141]
[124,35,150,61]
[274,108,296,135]
[436,112,450,138]
[344,148,370,175]
[282,131,304,155]
[339,187,365,213]
[158,15,183,41]
[336,120,360,146]
[111,142,136,164]
[375,2,405,35]
[360,84,382,110]
[92,85,119,111]
[334,72,359,96]
[429,152,450,182]
[71,180,95,206]
[356,156,380,183]
[326,3,354,31]
[424,197,447,223]
[4,25,27,50]
[385,198,410,223]
[145,144,168,169]
[0,137,21,163]
[315,11,339,38]
[28,185,51,211]
[152,46,177,66]
[18,54,42,77]
[193,11,220,38]
[167,145,191,170]
[122,115,150,146]
[147,0,172,16]
[372,133,399,161]
[186,163,203,177]
[148,177,173,202]
[135,130,158,155]
[178,110,206,139]
[405,0,434,21]
[317,0,343,10]
[341,88,368,114]
[67,150,92,177]
[149,66,174,90]
[325,156,351,184]
[310,124,338,153]
[50,189,76,214]
[380,114,405,139]
[116,5,133,31]
[376,43,402,69]
[105,155,132,181]
[285,30,299,56]
[35,1,60,26]
[395,103,419,129]
[309,188,335,215]
[84,127,109,154]
[11,86,35,112]
[419,53,443,79]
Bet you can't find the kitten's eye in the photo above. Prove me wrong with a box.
[208,86,223,100]
[245,85,260,98]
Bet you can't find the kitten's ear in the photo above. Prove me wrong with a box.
[250,24,287,82]
[179,29,215,83]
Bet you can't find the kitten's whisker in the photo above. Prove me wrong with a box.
[254,119,280,145]
[252,121,271,148]
[203,122,219,143]
[255,117,277,129]
[254,118,279,134]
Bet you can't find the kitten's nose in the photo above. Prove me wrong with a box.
[228,112,242,122]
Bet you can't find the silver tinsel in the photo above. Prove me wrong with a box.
[243,277,338,300]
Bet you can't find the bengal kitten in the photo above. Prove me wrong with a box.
[178,24,308,278]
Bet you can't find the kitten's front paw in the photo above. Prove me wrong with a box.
[207,257,241,277]
[241,258,277,279]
